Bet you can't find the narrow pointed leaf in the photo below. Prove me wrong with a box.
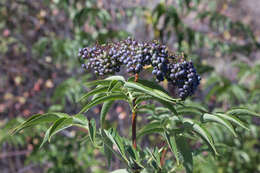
[164,132,180,165]
[128,78,169,94]
[39,128,51,148]
[156,99,178,116]
[216,113,249,130]
[137,122,164,139]
[73,114,88,125]
[124,82,177,103]
[104,129,128,162]
[177,107,203,116]
[11,113,68,135]
[110,169,129,173]
[100,101,114,128]
[176,136,193,173]
[101,130,128,164]
[107,80,119,92]
[84,80,111,87]
[227,108,260,117]
[48,117,73,142]
[79,93,128,114]
[105,75,125,82]
[183,119,218,155]
[77,86,109,102]
[88,119,96,144]
[202,113,237,137]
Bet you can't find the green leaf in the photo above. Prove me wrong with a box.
[103,135,113,166]
[176,136,193,173]
[84,79,111,87]
[156,99,178,116]
[103,129,128,163]
[124,82,177,103]
[101,130,128,164]
[105,75,126,82]
[110,169,129,173]
[177,107,203,116]
[77,86,109,102]
[73,114,88,125]
[39,128,51,148]
[100,101,114,128]
[88,119,96,145]
[48,117,73,141]
[180,102,208,113]
[147,148,162,169]
[215,113,249,130]
[135,95,153,105]
[137,122,164,139]
[201,113,237,137]
[227,108,260,117]
[84,76,124,87]
[79,93,128,114]
[108,80,119,92]
[183,119,218,155]
[128,78,169,94]
[164,132,180,165]
[11,113,68,135]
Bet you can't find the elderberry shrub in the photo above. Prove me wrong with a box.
[78,37,201,99]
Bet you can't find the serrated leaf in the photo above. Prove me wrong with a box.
[147,148,161,169]
[11,113,68,135]
[77,86,109,102]
[101,130,128,164]
[176,136,193,173]
[137,122,164,139]
[128,78,169,94]
[183,119,218,155]
[202,113,237,137]
[84,79,111,87]
[104,136,113,166]
[156,99,178,116]
[108,80,119,92]
[39,128,51,148]
[48,117,73,142]
[79,93,128,114]
[180,102,208,113]
[227,108,260,117]
[177,107,203,116]
[88,119,96,145]
[105,75,125,82]
[104,129,128,162]
[100,101,114,128]
[216,113,249,130]
[110,169,129,173]
[124,82,177,103]
[164,132,180,165]
[73,114,88,125]
[135,95,153,105]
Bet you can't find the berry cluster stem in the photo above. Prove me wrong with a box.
[132,74,139,149]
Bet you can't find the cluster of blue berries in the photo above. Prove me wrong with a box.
[78,37,201,99]
[78,44,121,76]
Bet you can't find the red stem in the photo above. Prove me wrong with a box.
[132,74,139,149]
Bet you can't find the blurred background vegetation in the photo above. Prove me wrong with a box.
[0,0,260,172]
